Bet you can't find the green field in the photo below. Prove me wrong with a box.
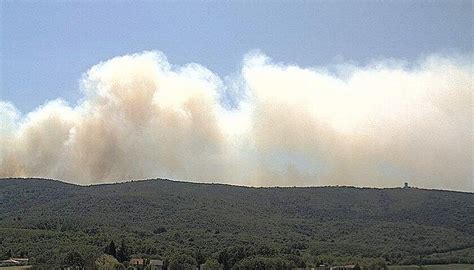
[389,264,474,270]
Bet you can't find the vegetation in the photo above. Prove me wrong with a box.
[0,178,473,269]
[388,265,474,270]
[94,254,124,270]
[62,251,85,269]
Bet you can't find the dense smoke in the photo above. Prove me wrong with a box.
[1,51,472,191]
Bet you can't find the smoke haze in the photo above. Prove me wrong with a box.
[1,51,472,191]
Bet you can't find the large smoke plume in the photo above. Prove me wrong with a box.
[1,51,472,191]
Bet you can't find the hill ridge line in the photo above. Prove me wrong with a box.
[1,177,472,194]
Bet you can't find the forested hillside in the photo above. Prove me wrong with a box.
[1,178,473,269]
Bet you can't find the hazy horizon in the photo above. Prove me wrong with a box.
[4,176,474,194]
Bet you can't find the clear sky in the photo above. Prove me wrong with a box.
[1,1,472,112]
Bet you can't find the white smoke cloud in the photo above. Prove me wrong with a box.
[0,51,472,191]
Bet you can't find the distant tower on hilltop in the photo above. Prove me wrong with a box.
[403,182,409,188]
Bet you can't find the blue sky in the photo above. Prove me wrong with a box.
[1,1,472,112]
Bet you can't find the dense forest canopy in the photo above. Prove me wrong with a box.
[0,178,473,269]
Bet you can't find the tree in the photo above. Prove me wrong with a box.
[95,254,124,270]
[0,249,12,260]
[201,258,223,270]
[168,253,197,270]
[19,250,28,258]
[218,249,230,270]
[63,251,85,268]
[153,226,167,234]
[194,249,206,266]
[105,240,117,258]
[232,257,296,270]
[116,240,130,263]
